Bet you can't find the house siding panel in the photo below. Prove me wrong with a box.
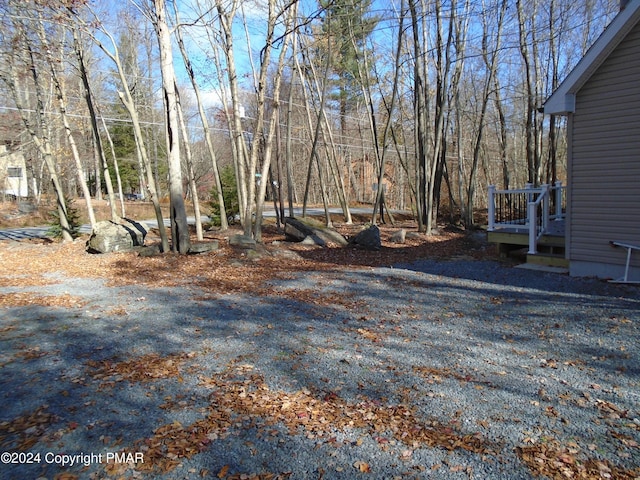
[570,19,640,277]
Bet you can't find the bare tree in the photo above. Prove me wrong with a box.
[462,0,507,227]
[251,1,298,241]
[516,0,544,186]
[81,4,170,251]
[34,12,97,229]
[70,26,119,221]
[152,0,190,254]
[0,7,73,241]
[174,7,228,231]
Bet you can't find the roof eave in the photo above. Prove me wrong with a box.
[543,0,640,115]
[543,93,575,116]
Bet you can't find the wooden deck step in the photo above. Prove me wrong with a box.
[487,231,565,248]
[526,252,569,268]
[538,235,566,248]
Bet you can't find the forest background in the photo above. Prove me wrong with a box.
[0,0,624,252]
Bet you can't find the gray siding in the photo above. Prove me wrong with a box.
[569,19,640,275]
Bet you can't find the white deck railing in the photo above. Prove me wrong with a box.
[488,181,566,254]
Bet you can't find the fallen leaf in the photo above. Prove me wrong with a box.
[217,464,229,478]
[354,461,370,473]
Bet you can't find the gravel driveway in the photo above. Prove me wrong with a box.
[1,257,639,479]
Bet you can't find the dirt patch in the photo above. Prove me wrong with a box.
[0,214,492,296]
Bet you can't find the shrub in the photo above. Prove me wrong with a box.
[48,195,81,239]
[209,165,240,226]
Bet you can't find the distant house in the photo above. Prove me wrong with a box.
[543,0,640,280]
[0,144,28,198]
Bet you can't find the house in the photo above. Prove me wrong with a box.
[543,0,640,281]
[0,144,28,199]
[0,112,29,199]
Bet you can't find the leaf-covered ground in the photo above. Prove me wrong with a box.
[0,220,639,480]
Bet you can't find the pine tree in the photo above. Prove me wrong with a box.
[319,0,379,135]
[48,195,81,240]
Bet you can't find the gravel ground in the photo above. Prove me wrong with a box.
[1,258,639,480]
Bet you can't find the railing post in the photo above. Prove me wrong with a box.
[528,201,537,254]
[525,183,534,204]
[542,184,550,232]
[488,185,496,231]
[554,180,563,219]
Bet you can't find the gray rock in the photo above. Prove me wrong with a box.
[136,244,163,257]
[120,218,148,246]
[284,217,347,246]
[349,225,381,250]
[301,236,321,246]
[86,219,148,254]
[283,218,310,242]
[272,248,302,260]
[229,234,256,249]
[188,240,219,254]
[17,201,37,214]
[389,229,406,244]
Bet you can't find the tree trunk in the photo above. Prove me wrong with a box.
[296,32,332,226]
[72,28,118,221]
[409,0,431,233]
[153,0,190,254]
[83,9,170,251]
[35,13,96,229]
[174,10,228,231]
[285,66,297,217]
[99,112,126,218]
[175,84,203,241]
[252,0,297,241]
[464,0,506,227]
[215,0,250,231]
[2,43,73,242]
[368,1,403,225]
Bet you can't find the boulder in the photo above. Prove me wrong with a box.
[389,228,406,244]
[301,236,320,246]
[137,244,162,257]
[284,217,315,243]
[284,217,347,247]
[349,225,381,250]
[120,218,148,246]
[229,234,256,249]
[86,219,148,254]
[188,240,220,254]
[17,201,37,214]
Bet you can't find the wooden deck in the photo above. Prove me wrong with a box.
[487,184,567,268]
[487,220,568,268]
[487,219,565,245]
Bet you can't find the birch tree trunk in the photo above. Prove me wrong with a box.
[153,0,190,254]
[35,17,97,229]
[1,37,72,242]
[175,84,203,241]
[82,5,169,251]
[71,27,118,222]
[252,0,297,241]
[296,33,333,227]
[174,9,228,230]
[99,112,126,218]
[215,0,250,230]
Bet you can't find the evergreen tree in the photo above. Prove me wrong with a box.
[319,0,379,134]
[48,194,81,240]
[209,165,239,226]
